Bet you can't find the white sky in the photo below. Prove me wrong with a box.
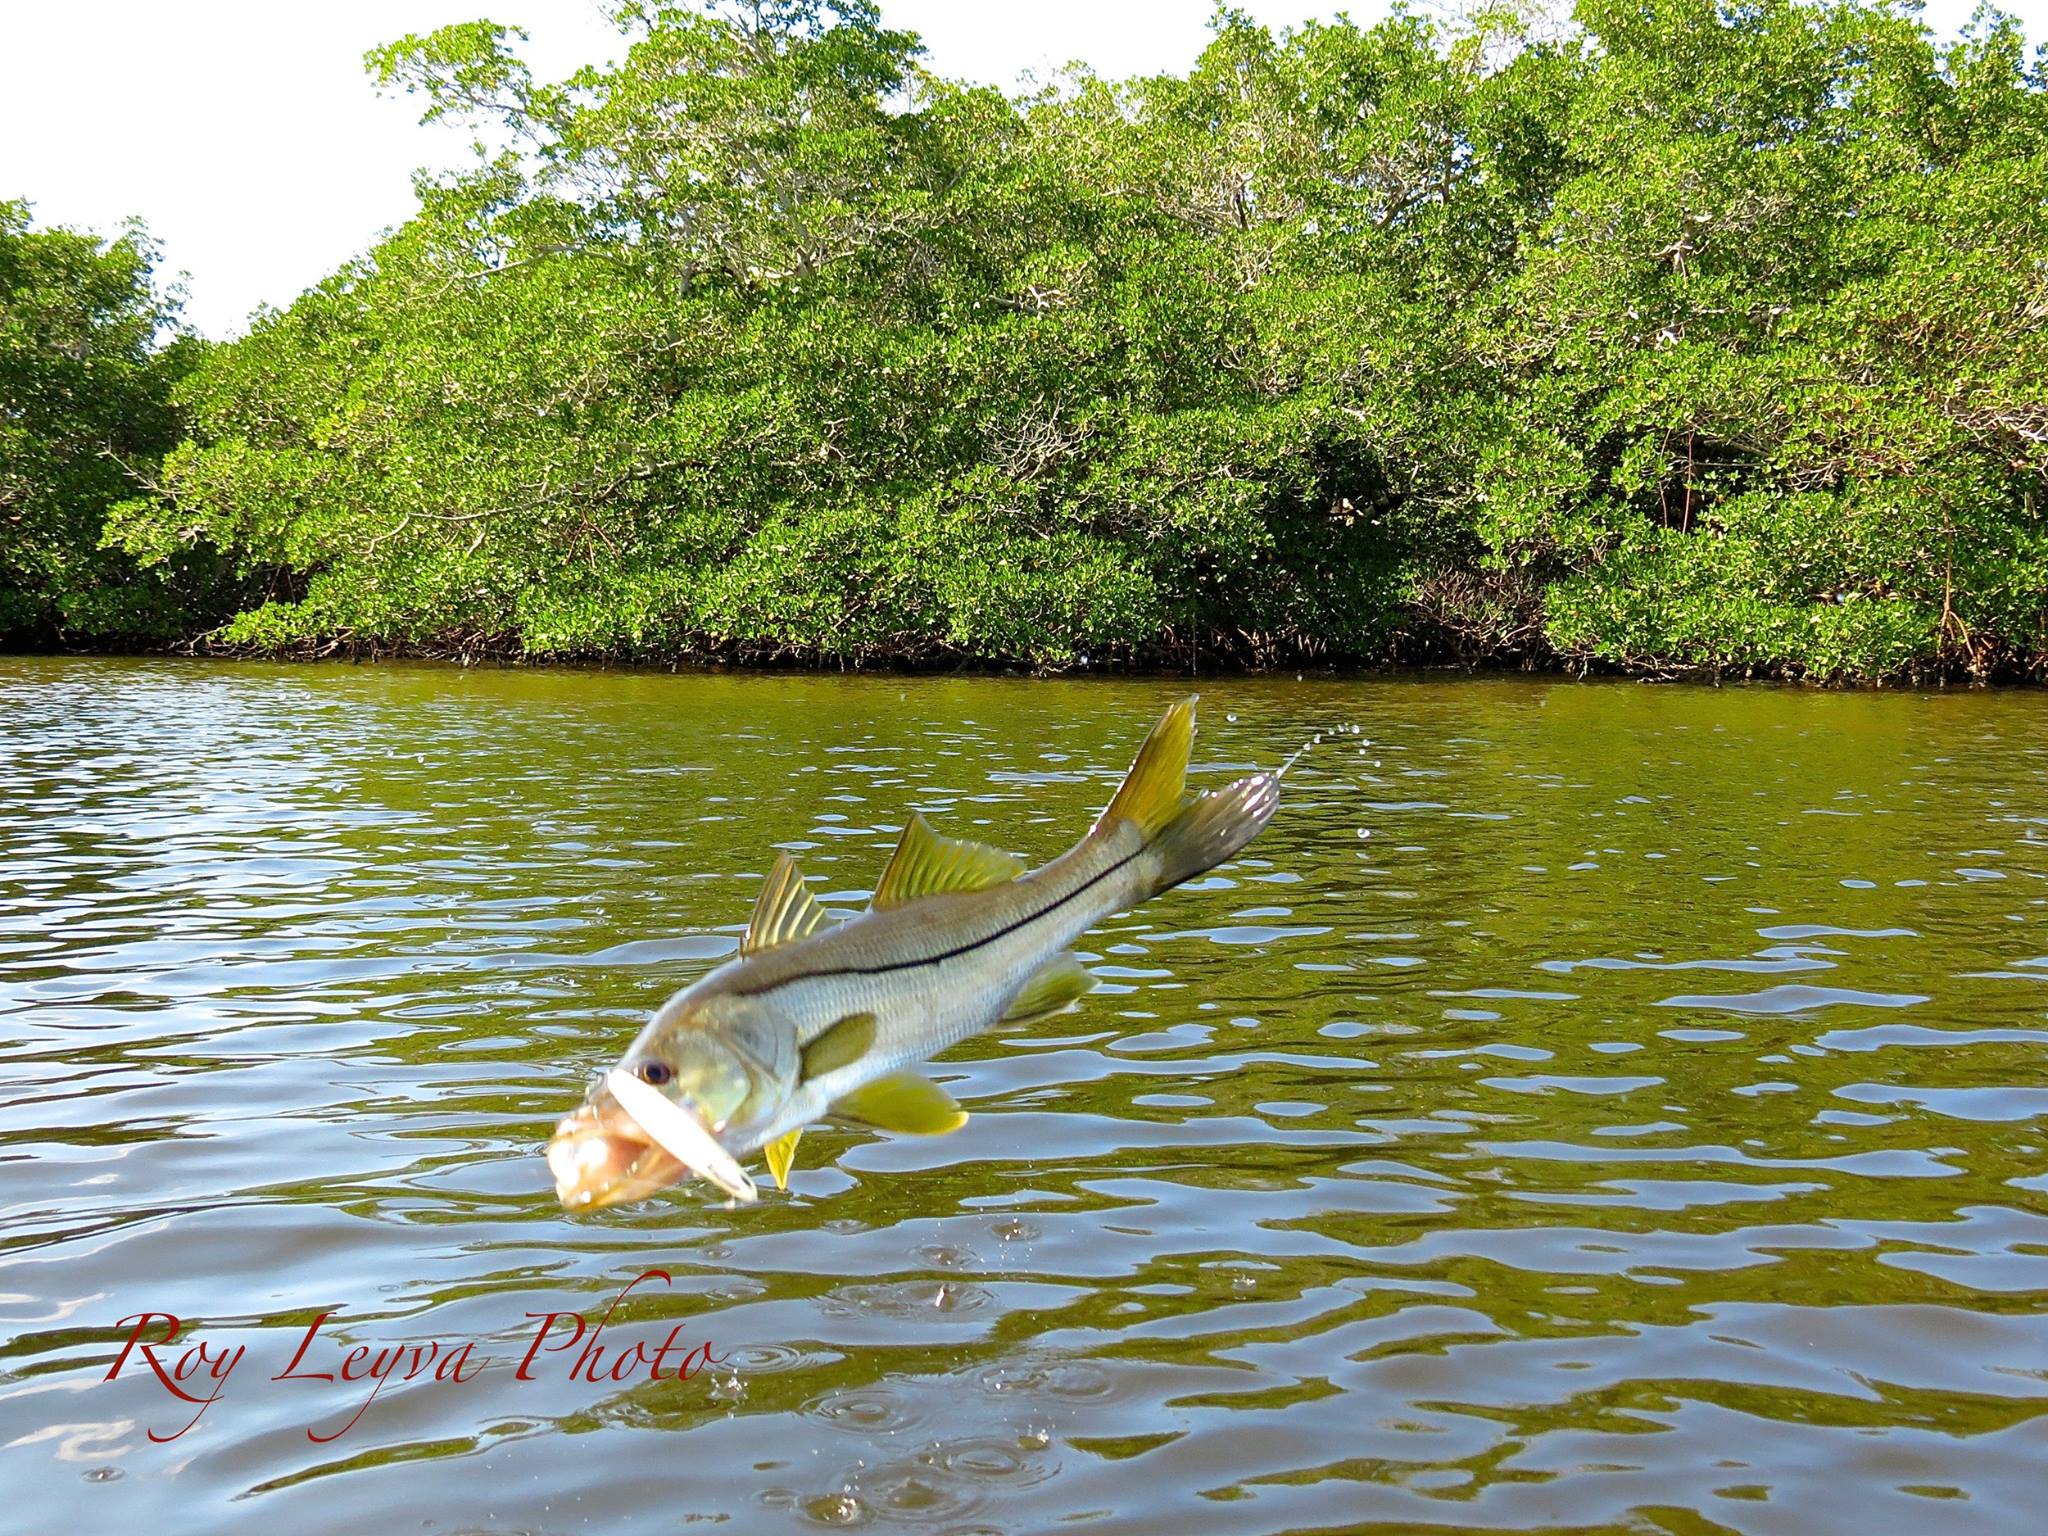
[1,0,2035,337]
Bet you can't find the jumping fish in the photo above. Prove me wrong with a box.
[547,697,1278,1209]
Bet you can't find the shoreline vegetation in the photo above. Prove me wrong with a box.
[4,0,2046,683]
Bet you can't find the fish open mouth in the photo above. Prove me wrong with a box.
[546,1069,758,1209]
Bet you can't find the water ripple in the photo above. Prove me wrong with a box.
[2,661,2045,1534]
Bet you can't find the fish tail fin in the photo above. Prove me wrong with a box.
[1094,696,1196,841]
[1142,770,1280,898]
[1094,696,1280,899]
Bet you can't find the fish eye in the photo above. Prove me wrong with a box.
[638,1060,674,1086]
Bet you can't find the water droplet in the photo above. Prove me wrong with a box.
[711,1370,748,1403]
[804,1490,867,1527]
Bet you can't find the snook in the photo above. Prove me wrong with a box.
[548,696,1278,1209]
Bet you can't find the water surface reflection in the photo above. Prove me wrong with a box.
[2,659,2045,1533]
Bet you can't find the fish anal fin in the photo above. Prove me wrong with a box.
[872,812,1024,910]
[1001,952,1095,1026]
[764,1128,802,1191]
[743,854,829,955]
[1095,697,1196,840]
[831,1072,967,1135]
[801,1012,877,1081]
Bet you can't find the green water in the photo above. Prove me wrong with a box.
[3,658,2046,1534]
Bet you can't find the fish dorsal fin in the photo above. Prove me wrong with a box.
[871,812,1024,910]
[801,1012,877,1081]
[763,1128,802,1191]
[832,1072,967,1135]
[743,853,829,956]
[1001,952,1095,1026]
[1094,697,1196,839]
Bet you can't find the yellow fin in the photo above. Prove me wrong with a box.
[1001,952,1095,1025]
[801,1012,877,1081]
[871,812,1024,910]
[1094,697,1196,839]
[743,853,829,955]
[831,1072,967,1135]
[763,1128,802,1191]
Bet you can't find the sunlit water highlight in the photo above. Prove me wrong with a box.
[2,658,2045,1533]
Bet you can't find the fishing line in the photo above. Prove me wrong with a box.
[1276,721,1367,779]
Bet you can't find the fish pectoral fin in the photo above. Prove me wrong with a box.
[743,853,830,955]
[1001,952,1095,1025]
[763,1128,802,1191]
[870,812,1025,910]
[831,1072,967,1135]
[801,1012,878,1080]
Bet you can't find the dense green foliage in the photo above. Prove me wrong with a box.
[0,203,226,642]
[53,2,2048,674]
[1491,0,2048,678]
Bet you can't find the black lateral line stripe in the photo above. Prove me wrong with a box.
[731,845,1144,994]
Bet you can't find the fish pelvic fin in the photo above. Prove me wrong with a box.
[764,1128,802,1191]
[744,853,829,955]
[1094,696,1196,841]
[1001,952,1095,1026]
[832,1072,967,1135]
[872,812,1024,910]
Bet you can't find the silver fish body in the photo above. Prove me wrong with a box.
[679,816,1177,1149]
[548,697,1278,1209]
